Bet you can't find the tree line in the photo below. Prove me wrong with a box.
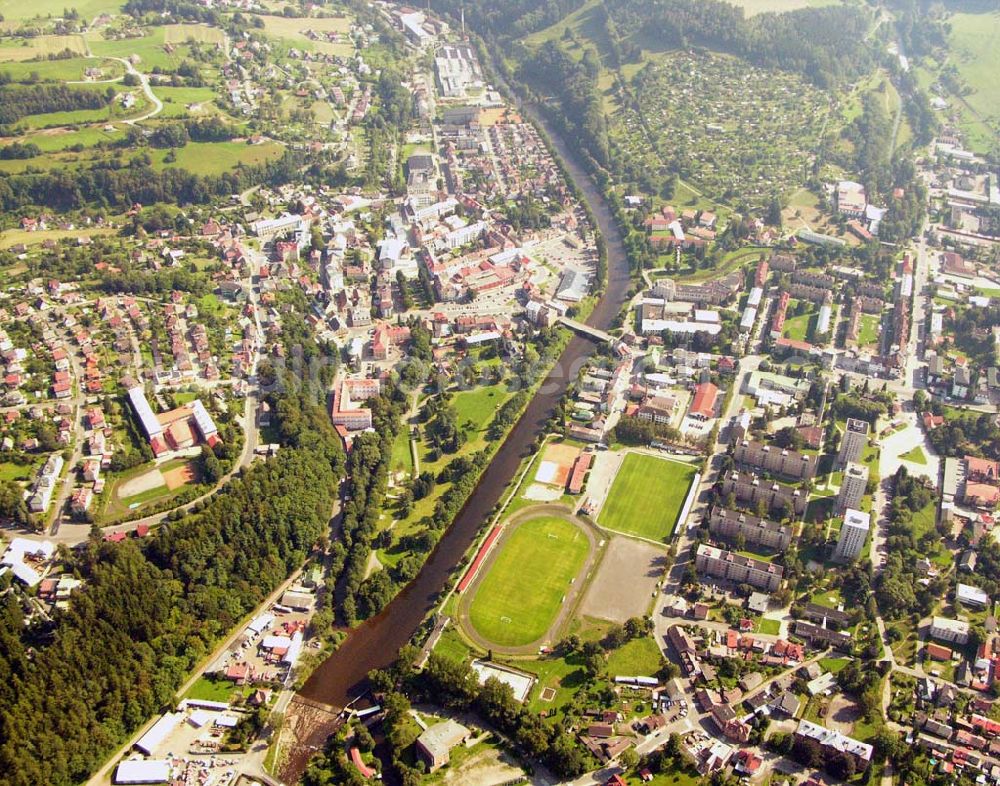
[0,84,113,126]
[0,148,305,213]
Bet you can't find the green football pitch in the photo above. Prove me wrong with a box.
[468,516,589,647]
[599,453,697,540]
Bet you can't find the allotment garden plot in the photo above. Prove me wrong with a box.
[598,452,697,541]
[616,51,832,204]
[467,514,592,649]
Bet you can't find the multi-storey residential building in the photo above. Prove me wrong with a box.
[733,439,817,480]
[838,418,869,467]
[837,462,869,513]
[695,544,783,592]
[793,621,853,651]
[835,508,870,562]
[708,507,793,551]
[794,720,873,772]
[720,471,807,516]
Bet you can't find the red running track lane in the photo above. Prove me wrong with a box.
[457,524,503,593]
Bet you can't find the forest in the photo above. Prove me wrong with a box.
[0,387,343,786]
[429,0,584,39]
[603,0,875,88]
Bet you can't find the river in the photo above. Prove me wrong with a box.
[284,102,633,780]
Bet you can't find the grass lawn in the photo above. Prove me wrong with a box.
[900,445,927,465]
[782,303,816,342]
[911,501,938,539]
[86,28,189,72]
[450,382,507,431]
[515,650,590,713]
[599,452,697,541]
[673,246,760,284]
[820,656,851,674]
[0,461,36,482]
[755,618,781,635]
[606,637,663,677]
[378,381,525,567]
[389,427,413,477]
[468,516,589,647]
[810,586,844,610]
[433,626,478,664]
[184,675,246,704]
[156,86,218,118]
[149,140,284,175]
[858,314,881,346]
[622,771,702,786]
[0,225,117,249]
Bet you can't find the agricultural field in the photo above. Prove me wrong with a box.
[0,56,123,82]
[256,14,354,56]
[149,140,285,175]
[0,0,123,20]
[944,9,1000,154]
[162,23,225,46]
[468,515,590,647]
[618,51,832,206]
[599,452,697,541]
[0,34,87,61]
[85,27,201,71]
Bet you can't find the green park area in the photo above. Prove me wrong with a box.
[599,453,697,541]
[378,380,522,567]
[468,516,589,647]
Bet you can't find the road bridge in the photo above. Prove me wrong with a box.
[557,315,615,344]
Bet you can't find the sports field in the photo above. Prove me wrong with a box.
[469,516,589,647]
[599,453,696,541]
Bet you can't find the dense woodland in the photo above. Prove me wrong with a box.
[429,0,583,39]
[0,387,343,786]
[603,0,875,89]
